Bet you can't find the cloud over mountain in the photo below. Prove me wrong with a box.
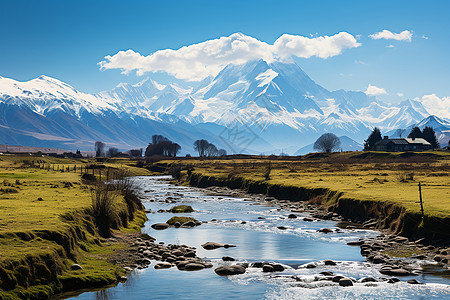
[417,94,450,119]
[365,84,387,96]
[99,32,360,81]
[369,30,413,42]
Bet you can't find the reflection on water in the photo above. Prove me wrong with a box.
[69,176,450,300]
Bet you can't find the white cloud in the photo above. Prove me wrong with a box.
[397,92,404,97]
[386,44,395,48]
[365,84,387,96]
[354,60,366,65]
[417,94,450,119]
[421,35,429,40]
[369,30,413,42]
[99,32,361,81]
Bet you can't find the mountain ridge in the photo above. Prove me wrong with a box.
[0,60,446,153]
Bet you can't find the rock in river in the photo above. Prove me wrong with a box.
[339,277,353,287]
[202,242,236,250]
[215,265,246,276]
[151,223,169,230]
[318,228,333,233]
[154,262,172,269]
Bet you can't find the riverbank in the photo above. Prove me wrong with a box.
[0,155,151,299]
[144,152,450,273]
[152,151,450,244]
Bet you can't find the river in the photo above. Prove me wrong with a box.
[68,176,450,299]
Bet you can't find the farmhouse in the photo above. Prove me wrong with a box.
[374,136,432,152]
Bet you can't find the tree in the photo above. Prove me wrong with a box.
[194,139,209,157]
[217,149,227,157]
[129,149,143,157]
[205,143,218,157]
[145,135,181,157]
[313,133,341,153]
[95,141,105,157]
[408,126,423,139]
[107,147,119,157]
[364,127,382,151]
[422,126,439,149]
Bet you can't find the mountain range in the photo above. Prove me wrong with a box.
[0,59,449,155]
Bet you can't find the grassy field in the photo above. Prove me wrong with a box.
[0,155,151,299]
[159,151,450,218]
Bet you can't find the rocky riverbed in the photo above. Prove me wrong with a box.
[71,176,450,300]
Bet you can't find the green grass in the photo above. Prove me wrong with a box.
[0,155,150,298]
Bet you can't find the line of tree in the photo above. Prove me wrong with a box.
[193,139,227,157]
[95,141,142,157]
[145,135,181,157]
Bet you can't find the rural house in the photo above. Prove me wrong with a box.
[373,136,432,151]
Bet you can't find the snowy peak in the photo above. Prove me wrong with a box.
[416,115,450,132]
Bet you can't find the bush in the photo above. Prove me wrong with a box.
[90,183,117,238]
[168,165,182,180]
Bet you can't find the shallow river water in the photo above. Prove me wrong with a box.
[69,176,450,299]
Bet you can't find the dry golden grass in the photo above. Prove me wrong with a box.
[161,151,450,218]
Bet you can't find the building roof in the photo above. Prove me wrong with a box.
[374,138,431,146]
[404,138,431,145]
[375,138,408,146]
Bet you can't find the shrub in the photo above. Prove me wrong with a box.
[90,183,117,238]
[168,165,182,180]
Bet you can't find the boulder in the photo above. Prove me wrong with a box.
[372,255,386,264]
[151,223,169,230]
[303,217,314,222]
[360,277,377,283]
[305,263,317,269]
[202,242,225,250]
[380,267,411,276]
[174,222,181,228]
[222,256,235,261]
[184,263,205,271]
[407,279,423,284]
[332,275,344,282]
[181,221,196,227]
[262,264,275,272]
[215,265,246,276]
[154,262,172,269]
[277,226,287,230]
[318,228,333,233]
[339,277,353,287]
[324,260,336,266]
[347,240,365,246]
[169,205,194,213]
[288,214,297,219]
[387,278,400,284]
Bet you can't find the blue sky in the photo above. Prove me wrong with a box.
[1,0,449,104]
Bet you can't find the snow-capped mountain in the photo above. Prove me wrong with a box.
[0,59,442,154]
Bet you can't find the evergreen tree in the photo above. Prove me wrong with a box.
[422,126,439,148]
[364,127,382,151]
[408,126,423,139]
